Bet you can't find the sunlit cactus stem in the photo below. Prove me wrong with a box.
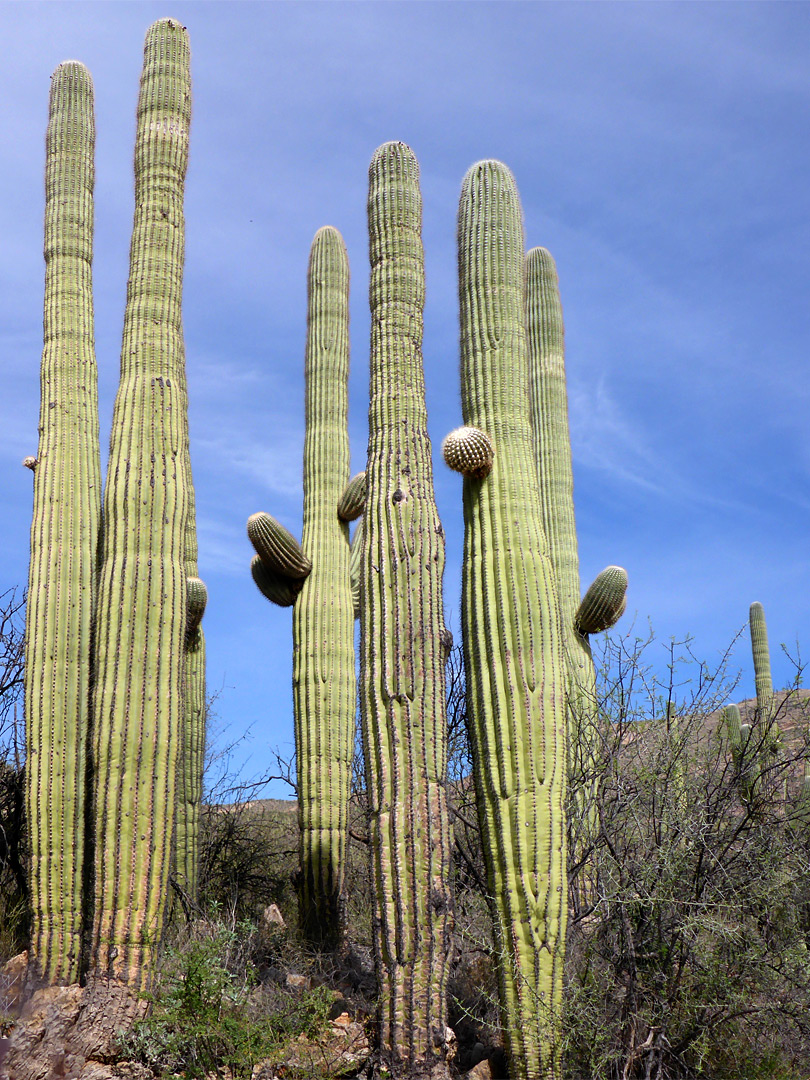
[24,60,100,985]
[749,601,776,728]
[292,226,356,948]
[89,18,192,987]
[359,141,453,1076]
[456,162,567,1079]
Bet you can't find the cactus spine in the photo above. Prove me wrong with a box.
[24,61,100,984]
[292,226,356,948]
[89,19,192,986]
[457,162,567,1079]
[359,142,453,1075]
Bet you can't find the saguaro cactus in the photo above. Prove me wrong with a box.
[359,141,453,1076]
[292,226,356,948]
[750,601,776,727]
[89,18,192,986]
[24,61,100,985]
[455,161,567,1079]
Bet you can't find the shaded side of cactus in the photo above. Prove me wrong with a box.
[24,61,100,985]
[251,555,304,607]
[750,601,775,726]
[174,490,207,902]
[349,516,363,618]
[337,470,366,521]
[457,162,567,1079]
[576,566,628,635]
[359,142,453,1073]
[292,226,355,948]
[89,19,191,987]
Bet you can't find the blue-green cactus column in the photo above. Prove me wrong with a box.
[359,141,454,1076]
[455,161,568,1079]
[24,60,100,985]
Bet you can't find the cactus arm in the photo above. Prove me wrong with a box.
[457,162,567,1079]
[576,566,629,635]
[359,142,453,1074]
[247,512,312,578]
[250,555,304,607]
[89,19,191,987]
[338,470,366,521]
[349,516,363,619]
[24,61,100,984]
[292,226,356,948]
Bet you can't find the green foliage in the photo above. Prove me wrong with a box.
[124,922,333,1079]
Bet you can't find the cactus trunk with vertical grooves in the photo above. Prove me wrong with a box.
[525,246,597,907]
[750,601,775,725]
[457,162,567,1079]
[89,18,191,987]
[359,141,453,1076]
[24,61,100,985]
[292,226,355,948]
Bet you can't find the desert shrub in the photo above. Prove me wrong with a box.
[563,630,810,1079]
[124,919,334,1079]
[0,588,28,962]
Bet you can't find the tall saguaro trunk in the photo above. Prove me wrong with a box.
[293,226,355,948]
[89,18,191,987]
[24,61,101,986]
[359,142,453,1077]
[457,162,568,1079]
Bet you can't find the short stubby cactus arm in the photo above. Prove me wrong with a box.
[441,426,494,479]
[89,19,192,988]
[575,566,629,635]
[250,555,304,607]
[247,512,312,579]
[359,141,453,1076]
[349,516,364,619]
[24,60,101,985]
[338,470,366,522]
[456,161,568,1079]
[292,226,356,949]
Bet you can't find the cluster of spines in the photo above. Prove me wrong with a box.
[456,160,567,1079]
[89,18,193,986]
[358,141,453,1073]
[24,59,100,985]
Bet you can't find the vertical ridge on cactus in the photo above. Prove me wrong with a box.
[89,18,191,987]
[24,60,100,985]
[457,160,567,1079]
[359,141,453,1075]
[292,225,356,948]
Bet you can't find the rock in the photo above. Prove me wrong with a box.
[0,952,29,1013]
[464,1058,494,1079]
[284,972,310,991]
[262,904,285,930]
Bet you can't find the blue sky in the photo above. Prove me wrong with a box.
[2,2,808,796]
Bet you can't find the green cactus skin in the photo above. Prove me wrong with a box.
[359,142,453,1075]
[349,517,363,619]
[89,19,192,987]
[749,602,775,726]
[575,566,629,635]
[722,703,743,747]
[724,708,760,802]
[247,512,312,579]
[24,61,100,985]
[457,161,568,1079]
[292,226,356,948]
[250,555,303,607]
[441,425,494,479]
[337,470,366,521]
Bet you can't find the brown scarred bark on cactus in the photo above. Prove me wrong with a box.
[359,141,453,1078]
[24,59,101,986]
[89,17,193,988]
